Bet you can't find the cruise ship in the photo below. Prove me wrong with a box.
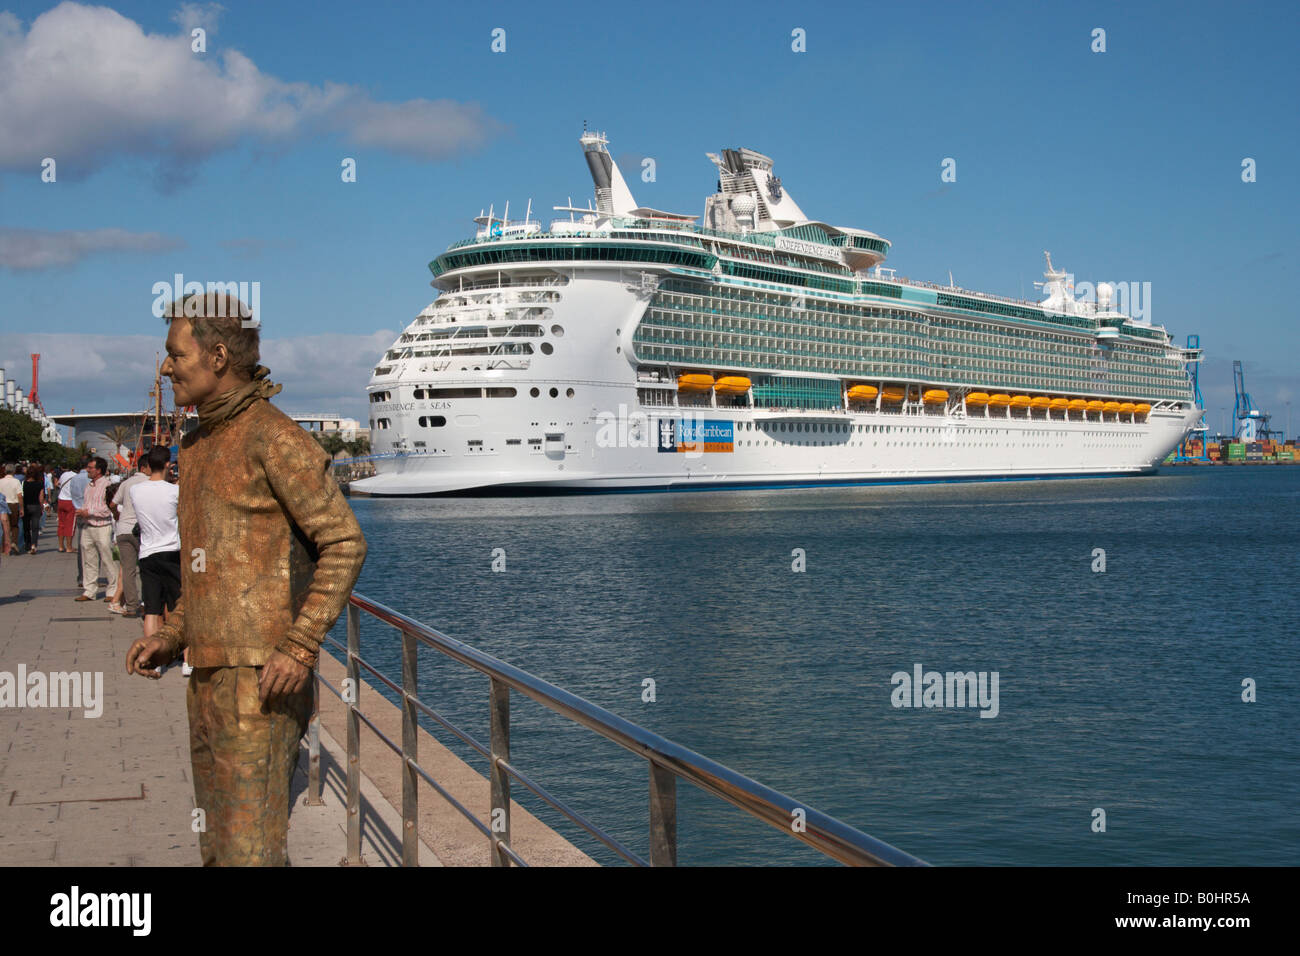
[350,131,1203,496]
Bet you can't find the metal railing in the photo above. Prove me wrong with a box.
[306,591,926,868]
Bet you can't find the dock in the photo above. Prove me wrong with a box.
[0,549,591,866]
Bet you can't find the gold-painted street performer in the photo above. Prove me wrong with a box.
[126,293,367,865]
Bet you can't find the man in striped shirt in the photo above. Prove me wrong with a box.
[76,457,119,602]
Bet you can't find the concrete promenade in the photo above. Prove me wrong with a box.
[0,546,592,866]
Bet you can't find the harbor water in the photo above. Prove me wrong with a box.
[331,466,1300,865]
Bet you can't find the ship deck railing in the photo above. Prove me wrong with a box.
[307,591,926,867]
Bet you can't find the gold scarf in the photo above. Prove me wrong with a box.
[196,365,283,432]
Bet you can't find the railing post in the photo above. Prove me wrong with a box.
[489,676,511,866]
[648,760,677,866]
[342,602,367,866]
[305,655,323,806]
[401,626,419,867]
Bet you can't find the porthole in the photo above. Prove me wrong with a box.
[540,342,554,355]
[530,387,540,398]
[549,387,559,398]
[551,325,564,337]
[566,388,575,398]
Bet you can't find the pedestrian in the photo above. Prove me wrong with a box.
[0,465,20,556]
[129,446,180,643]
[67,460,90,586]
[42,464,54,532]
[111,462,151,618]
[21,464,45,554]
[56,463,77,552]
[127,292,367,866]
[75,457,118,601]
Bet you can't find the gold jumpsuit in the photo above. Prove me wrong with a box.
[153,369,367,865]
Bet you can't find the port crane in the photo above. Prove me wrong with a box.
[1232,360,1280,442]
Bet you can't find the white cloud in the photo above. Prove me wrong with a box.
[0,3,502,184]
[0,330,396,420]
[0,227,185,270]
[170,2,223,34]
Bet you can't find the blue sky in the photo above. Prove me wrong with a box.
[0,0,1296,433]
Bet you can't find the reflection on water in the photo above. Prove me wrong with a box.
[331,467,1300,865]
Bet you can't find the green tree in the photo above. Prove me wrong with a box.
[0,408,48,462]
[0,410,78,468]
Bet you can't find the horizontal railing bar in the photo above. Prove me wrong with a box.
[348,592,924,867]
[408,696,490,761]
[403,755,528,868]
[348,704,527,866]
[351,706,404,762]
[493,755,647,866]
[316,675,345,701]
[320,643,640,866]
[327,632,499,760]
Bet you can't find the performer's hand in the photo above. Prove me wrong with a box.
[259,651,310,706]
[126,637,171,678]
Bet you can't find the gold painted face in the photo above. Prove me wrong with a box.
[162,318,222,408]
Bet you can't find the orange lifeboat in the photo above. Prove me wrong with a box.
[923,389,949,405]
[714,376,752,395]
[965,392,990,405]
[988,393,1012,407]
[1067,399,1088,410]
[1086,400,1105,412]
[1031,396,1053,409]
[1010,395,1032,408]
[1103,401,1122,413]
[1118,402,1137,414]
[677,373,715,392]
[1049,398,1070,409]
[1134,403,1152,415]
[847,384,879,403]
[881,387,906,403]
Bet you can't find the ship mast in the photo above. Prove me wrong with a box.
[154,355,163,446]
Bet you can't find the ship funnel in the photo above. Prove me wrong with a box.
[580,131,638,218]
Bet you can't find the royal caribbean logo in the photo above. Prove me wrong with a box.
[657,418,734,454]
[767,173,783,202]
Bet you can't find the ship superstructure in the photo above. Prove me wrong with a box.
[350,132,1202,496]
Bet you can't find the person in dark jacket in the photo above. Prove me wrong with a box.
[21,465,45,554]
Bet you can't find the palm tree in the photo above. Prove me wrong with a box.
[75,439,93,460]
[320,432,346,458]
[106,424,133,462]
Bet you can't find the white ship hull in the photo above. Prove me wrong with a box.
[349,414,1194,496]
[351,293,1197,498]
